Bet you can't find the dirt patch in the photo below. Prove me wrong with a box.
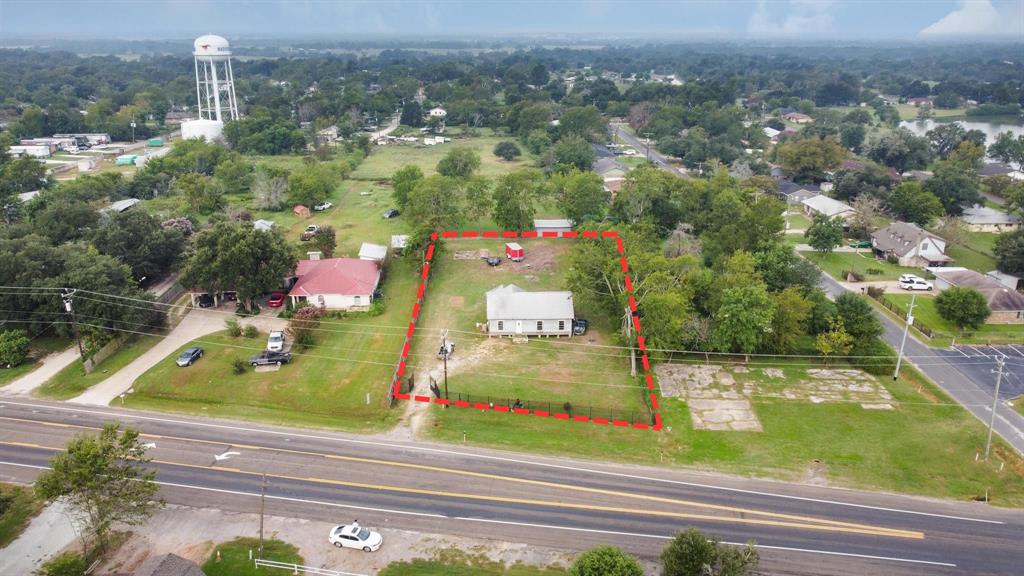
[506,242,568,273]
[454,250,482,260]
[448,296,465,308]
[98,505,575,575]
[656,363,896,432]
[800,459,830,486]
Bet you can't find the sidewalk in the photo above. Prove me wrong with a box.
[1,347,79,396]
[69,308,286,406]
[0,500,79,575]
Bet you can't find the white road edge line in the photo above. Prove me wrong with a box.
[0,400,1004,525]
[455,517,957,568]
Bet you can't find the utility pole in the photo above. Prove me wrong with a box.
[61,289,85,359]
[624,307,636,377]
[440,328,449,399]
[642,133,652,163]
[892,293,916,380]
[258,473,267,558]
[984,357,1005,461]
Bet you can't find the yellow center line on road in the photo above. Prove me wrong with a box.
[0,434,922,540]
[0,416,922,536]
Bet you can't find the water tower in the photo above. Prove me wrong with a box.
[181,34,239,141]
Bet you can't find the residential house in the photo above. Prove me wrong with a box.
[428,107,447,118]
[962,205,1021,232]
[133,553,206,576]
[980,162,1024,181]
[593,157,629,180]
[534,219,573,234]
[762,126,781,142]
[486,284,575,337]
[801,194,856,222]
[777,180,820,205]
[784,112,814,124]
[358,242,388,262]
[871,221,952,267]
[603,177,626,197]
[987,270,1023,291]
[288,257,381,310]
[906,96,935,107]
[16,190,39,203]
[253,219,275,232]
[930,268,1024,324]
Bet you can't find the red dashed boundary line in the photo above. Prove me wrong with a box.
[391,229,662,432]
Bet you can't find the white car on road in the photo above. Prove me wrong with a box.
[329,523,382,552]
[899,277,933,291]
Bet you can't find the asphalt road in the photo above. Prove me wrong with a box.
[0,399,1021,575]
[935,345,1024,401]
[609,122,689,178]
[817,272,1024,455]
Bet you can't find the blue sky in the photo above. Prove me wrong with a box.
[1,1,1021,40]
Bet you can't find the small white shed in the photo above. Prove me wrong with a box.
[359,242,388,262]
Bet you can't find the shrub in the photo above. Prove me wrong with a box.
[366,299,385,317]
[570,545,643,576]
[231,358,247,375]
[0,329,32,367]
[866,285,886,299]
[287,306,322,349]
[865,268,883,275]
[225,318,242,337]
[563,401,573,415]
[852,337,896,376]
[885,254,899,265]
[493,141,522,161]
[242,325,258,339]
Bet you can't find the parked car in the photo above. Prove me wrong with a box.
[249,350,292,367]
[267,330,286,352]
[175,347,203,367]
[301,224,320,241]
[485,256,501,267]
[573,319,589,336]
[267,293,286,308]
[898,273,922,284]
[197,294,214,308]
[849,240,871,249]
[313,201,333,211]
[899,277,934,291]
[328,523,382,552]
[382,209,400,219]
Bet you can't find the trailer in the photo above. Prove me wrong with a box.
[505,242,524,262]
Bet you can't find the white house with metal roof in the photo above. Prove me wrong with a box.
[534,218,573,234]
[800,194,855,221]
[485,284,575,337]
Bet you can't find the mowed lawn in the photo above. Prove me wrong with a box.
[411,237,649,422]
[351,131,535,181]
[884,294,1024,345]
[36,335,162,400]
[124,259,421,432]
[946,231,1000,273]
[428,359,1024,507]
[800,250,922,281]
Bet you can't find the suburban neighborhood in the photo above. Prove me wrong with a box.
[1,3,1024,576]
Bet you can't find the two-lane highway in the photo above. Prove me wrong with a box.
[0,399,1020,575]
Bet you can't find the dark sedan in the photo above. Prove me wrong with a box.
[175,347,203,367]
[249,350,292,367]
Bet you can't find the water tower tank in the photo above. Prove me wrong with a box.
[193,34,232,61]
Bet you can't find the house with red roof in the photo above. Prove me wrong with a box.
[288,256,381,310]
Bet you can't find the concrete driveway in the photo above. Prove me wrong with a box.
[69,307,286,406]
[1,347,79,396]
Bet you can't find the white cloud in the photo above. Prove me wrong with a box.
[919,0,1023,37]
[748,0,837,36]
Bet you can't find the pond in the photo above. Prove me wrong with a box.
[899,117,1024,143]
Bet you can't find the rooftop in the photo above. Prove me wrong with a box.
[931,268,1024,312]
[290,257,381,297]
[962,205,1021,226]
[801,194,854,218]
[486,284,575,321]
[871,221,947,258]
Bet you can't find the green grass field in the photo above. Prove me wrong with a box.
[883,294,1024,346]
[124,258,419,432]
[411,237,647,420]
[379,549,567,576]
[350,134,535,181]
[895,104,969,120]
[0,483,43,549]
[946,244,997,273]
[203,538,302,576]
[426,360,1024,507]
[0,335,71,387]
[35,336,162,400]
[800,250,922,281]
[785,210,812,230]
